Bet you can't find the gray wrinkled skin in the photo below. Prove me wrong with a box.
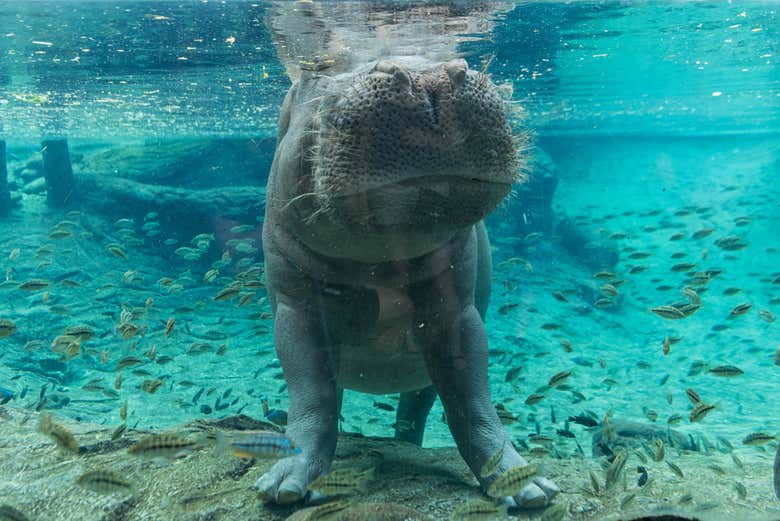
[257,57,559,509]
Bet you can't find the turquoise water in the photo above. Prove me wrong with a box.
[0,1,779,519]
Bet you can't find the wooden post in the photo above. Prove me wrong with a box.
[41,138,75,207]
[0,140,10,215]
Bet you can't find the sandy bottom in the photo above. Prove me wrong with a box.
[0,408,778,521]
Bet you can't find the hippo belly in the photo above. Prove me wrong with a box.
[330,287,432,393]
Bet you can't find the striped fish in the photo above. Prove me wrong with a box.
[77,469,135,495]
[215,430,300,459]
[128,433,198,460]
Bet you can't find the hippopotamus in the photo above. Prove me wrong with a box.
[256,2,559,509]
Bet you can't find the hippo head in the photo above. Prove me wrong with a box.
[273,57,522,262]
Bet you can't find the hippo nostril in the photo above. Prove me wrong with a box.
[371,60,412,92]
[445,58,468,90]
[372,60,399,75]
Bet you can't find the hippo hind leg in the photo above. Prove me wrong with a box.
[394,386,437,445]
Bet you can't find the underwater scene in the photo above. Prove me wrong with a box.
[0,1,779,520]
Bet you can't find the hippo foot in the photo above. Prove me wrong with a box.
[255,454,328,504]
[479,450,560,509]
[509,476,560,509]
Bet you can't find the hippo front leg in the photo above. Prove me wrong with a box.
[255,301,338,504]
[422,305,559,508]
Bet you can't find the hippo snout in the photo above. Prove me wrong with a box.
[314,56,520,203]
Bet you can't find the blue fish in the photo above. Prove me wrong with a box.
[265,409,288,426]
[571,356,594,367]
[0,386,15,404]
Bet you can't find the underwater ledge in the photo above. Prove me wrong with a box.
[0,407,778,521]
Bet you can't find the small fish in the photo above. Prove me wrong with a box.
[18,278,52,291]
[734,481,747,500]
[39,413,79,454]
[568,414,598,428]
[0,319,18,338]
[165,318,176,337]
[599,283,618,297]
[589,470,602,495]
[709,464,727,476]
[495,405,518,425]
[115,356,144,371]
[229,224,255,234]
[620,492,636,510]
[742,432,776,446]
[117,322,141,340]
[0,387,15,404]
[449,499,509,521]
[479,445,505,478]
[141,379,164,394]
[111,424,127,441]
[605,450,627,490]
[372,401,394,412]
[636,465,648,487]
[666,460,684,478]
[731,452,744,470]
[667,414,684,425]
[298,500,352,520]
[203,269,219,283]
[486,464,538,498]
[504,366,522,382]
[308,467,375,496]
[215,430,300,459]
[692,228,714,239]
[107,245,128,259]
[650,305,686,319]
[690,402,716,422]
[524,393,546,406]
[728,303,752,317]
[128,433,198,460]
[77,469,134,495]
[528,434,555,446]
[497,303,520,315]
[391,419,415,433]
[715,235,748,251]
[547,369,573,387]
[686,388,702,405]
[653,439,665,462]
[213,285,241,301]
[708,365,744,377]
[671,262,697,272]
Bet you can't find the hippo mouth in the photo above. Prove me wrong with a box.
[329,174,511,232]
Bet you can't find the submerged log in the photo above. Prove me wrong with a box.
[0,140,10,215]
[41,138,75,207]
[74,172,264,224]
